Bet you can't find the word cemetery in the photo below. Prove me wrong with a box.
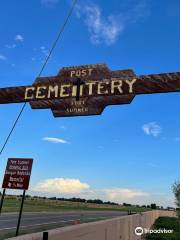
[0,64,179,117]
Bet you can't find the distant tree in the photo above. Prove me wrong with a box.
[57,197,65,201]
[172,180,180,208]
[33,196,39,199]
[104,201,118,206]
[151,203,157,209]
[141,205,146,208]
[49,197,56,200]
[87,199,103,204]
[70,198,86,203]
[123,203,132,207]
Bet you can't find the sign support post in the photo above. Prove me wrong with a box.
[0,188,6,216]
[43,232,49,240]
[16,190,26,236]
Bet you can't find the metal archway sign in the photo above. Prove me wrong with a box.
[0,64,179,117]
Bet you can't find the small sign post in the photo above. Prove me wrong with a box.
[1,158,33,236]
[0,189,6,216]
[43,232,49,240]
[16,189,26,236]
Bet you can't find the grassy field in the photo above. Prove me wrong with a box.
[0,195,149,213]
[145,217,180,240]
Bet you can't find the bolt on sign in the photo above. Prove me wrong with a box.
[0,64,180,117]
[2,158,33,190]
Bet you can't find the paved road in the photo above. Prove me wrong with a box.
[0,211,128,231]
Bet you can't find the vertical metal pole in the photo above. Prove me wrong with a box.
[76,78,81,101]
[16,190,26,236]
[0,189,6,216]
[43,232,49,240]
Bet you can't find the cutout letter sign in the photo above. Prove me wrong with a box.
[0,64,179,117]
[2,158,33,190]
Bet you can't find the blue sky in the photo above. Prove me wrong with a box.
[0,0,180,207]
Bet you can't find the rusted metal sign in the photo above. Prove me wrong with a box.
[2,158,33,190]
[0,64,180,117]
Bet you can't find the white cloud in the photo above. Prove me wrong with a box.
[33,178,148,203]
[146,162,160,168]
[32,178,175,207]
[75,1,150,45]
[0,55,7,61]
[43,137,70,144]
[103,188,149,201]
[5,44,16,49]
[41,0,59,7]
[142,122,162,137]
[76,3,122,45]
[34,178,90,194]
[15,34,24,42]
[175,137,180,142]
[60,125,66,130]
[40,46,49,57]
[124,1,150,23]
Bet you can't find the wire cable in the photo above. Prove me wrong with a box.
[0,0,78,156]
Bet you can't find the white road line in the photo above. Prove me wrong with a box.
[0,218,56,222]
[0,219,80,231]
[0,216,108,231]
[0,214,80,222]
[0,214,116,222]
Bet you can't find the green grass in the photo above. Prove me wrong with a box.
[1,196,149,213]
[145,217,180,240]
